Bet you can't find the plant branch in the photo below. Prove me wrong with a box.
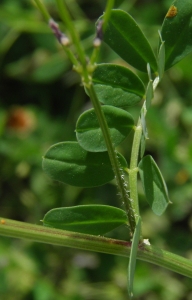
[0,218,192,278]
[128,76,160,227]
[33,0,50,21]
[103,0,115,30]
[55,0,88,75]
[88,85,136,234]
[129,122,142,222]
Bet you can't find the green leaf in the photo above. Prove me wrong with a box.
[43,205,128,235]
[101,9,157,73]
[92,63,145,107]
[76,105,134,152]
[42,142,127,187]
[161,1,192,70]
[128,217,141,299]
[0,9,50,33]
[30,54,68,83]
[5,52,68,83]
[138,155,170,216]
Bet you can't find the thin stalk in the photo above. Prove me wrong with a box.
[55,0,88,77]
[90,0,114,65]
[88,85,136,234]
[33,0,50,21]
[33,1,80,68]
[65,0,87,20]
[0,218,192,279]
[90,46,100,66]
[62,45,80,68]
[129,121,142,221]
[128,76,160,226]
[103,0,115,30]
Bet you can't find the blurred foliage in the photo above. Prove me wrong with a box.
[0,0,192,299]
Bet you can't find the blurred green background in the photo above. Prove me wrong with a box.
[0,0,192,299]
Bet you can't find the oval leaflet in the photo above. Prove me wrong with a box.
[43,205,128,235]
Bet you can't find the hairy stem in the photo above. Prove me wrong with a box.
[88,85,136,234]
[0,218,191,278]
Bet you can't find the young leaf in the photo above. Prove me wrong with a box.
[158,41,165,80]
[127,217,141,299]
[161,1,192,70]
[100,10,157,73]
[140,108,148,139]
[92,63,145,107]
[147,63,152,80]
[43,205,128,235]
[145,80,154,110]
[140,132,146,159]
[42,142,127,187]
[76,105,134,152]
[138,155,170,216]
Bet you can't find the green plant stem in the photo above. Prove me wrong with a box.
[0,218,192,278]
[129,122,142,222]
[55,0,88,77]
[33,0,80,68]
[33,0,50,21]
[90,0,114,65]
[62,45,80,68]
[128,76,160,227]
[88,85,136,234]
[103,0,115,30]
[90,46,100,65]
